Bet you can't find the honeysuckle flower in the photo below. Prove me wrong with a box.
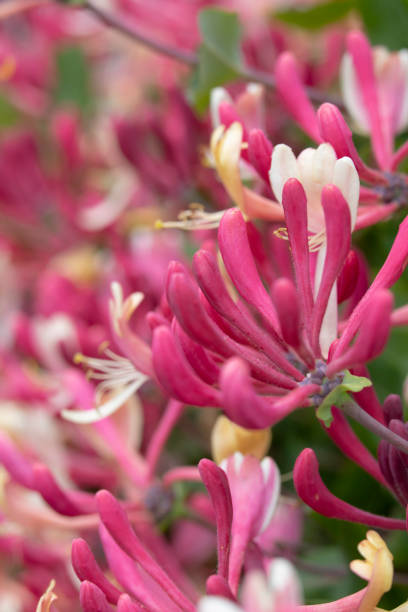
[377,394,408,507]
[350,531,397,612]
[211,414,271,464]
[198,454,280,596]
[198,558,302,612]
[274,39,408,226]
[270,141,359,355]
[153,194,408,431]
[341,31,408,171]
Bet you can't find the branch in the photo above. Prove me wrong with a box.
[84,0,343,108]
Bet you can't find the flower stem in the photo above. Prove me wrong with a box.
[84,0,344,108]
[342,399,408,455]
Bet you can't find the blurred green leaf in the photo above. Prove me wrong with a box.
[0,94,21,128]
[190,8,242,112]
[274,0,355,30]
[53,46,93,114]
[357,0,408,49]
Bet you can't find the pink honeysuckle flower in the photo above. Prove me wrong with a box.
[273,38,408,226]
[61,282,152,424]
[198,558,302,612]
[270,142,359,355]
[198,455,282,598]
[218,453,280,595]
[341,31,408,172]
[72,489,199,612]
[153,185,408,432]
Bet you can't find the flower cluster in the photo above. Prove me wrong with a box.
[1,1,408,611]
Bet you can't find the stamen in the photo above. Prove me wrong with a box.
[61,350,148,424]
[156,207,225,231]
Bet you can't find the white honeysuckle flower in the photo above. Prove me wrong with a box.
[109,281,144,338]
[61,349,148,424]
[270,142,360,357]
[269,142,359,235]
[341,47,408,134]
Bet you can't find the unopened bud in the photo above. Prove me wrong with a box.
[211,414,271,464]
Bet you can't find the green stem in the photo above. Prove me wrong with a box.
[83,0,344,108]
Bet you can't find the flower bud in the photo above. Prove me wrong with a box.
[211,415,271,464]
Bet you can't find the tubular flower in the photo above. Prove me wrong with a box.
[350,531,395,612]
[152,190,408,430]
[61,282,151,424]
[270,142,359,355]
[274,36,408,226]
[198,454,280,597]
[341,32,408,171]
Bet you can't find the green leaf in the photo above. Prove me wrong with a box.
[357,0,408,50]
[274,0,355,30]
[341,371,372,393]
[190,8,242,112]
[53,46,93,115]
[316,371,372,426]
[0,95,21,129]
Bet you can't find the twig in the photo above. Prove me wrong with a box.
[84,0,197,65]
[84,0,344,108]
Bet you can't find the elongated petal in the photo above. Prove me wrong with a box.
[269,143,299,203]
[294,449,405,529]
[318,103,385,184]
[271,278,300,348]
[281,179,314,339]
[221,358,316,428]
[248,129,273,183]
[72,539,122,604]
[323,409,389,488]
[33,464,95,516]
[117,594,148,612]
[275,52,321,142]
[218,209,280,331]
[61,379,146,424]
[152,326,221,406]
[198,459,233,580]
[328,290,393,374]
[334,215,408,358]
[193,249,301,379]
[79,582,111,612]
[312,185,351,355]
[346,31,391,169]
[97,490,196,612]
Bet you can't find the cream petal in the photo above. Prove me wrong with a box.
[210,87,232,128]
[61,379,147,424]
[198,597,242,612]
[333,157,360,229]
[319,283,338,359]
[269,144,299,203]
[397,50,408,131]
[340,53,370,133]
